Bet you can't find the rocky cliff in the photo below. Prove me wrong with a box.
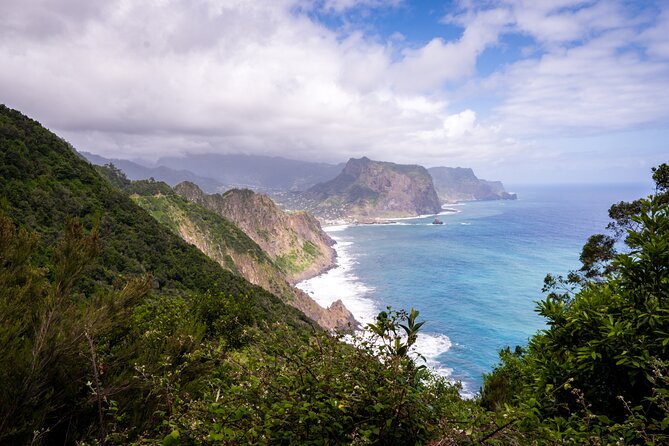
[132,192,356,330]
[306,157,442,220]
[428,167,517,203]
[175,182,336,284]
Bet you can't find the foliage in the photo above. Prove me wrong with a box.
[0,104,310,326]
[130,308,467,446]
[6,103,668,444]
[2,105,473,445]
[479,165,669,444]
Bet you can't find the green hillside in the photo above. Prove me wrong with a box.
[1,104,667,445]
[0,105,312,443]
[0,105,306,323]
[0,106,465,445]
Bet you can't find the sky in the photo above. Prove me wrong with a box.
[1,0,668,184]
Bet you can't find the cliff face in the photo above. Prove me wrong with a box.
[307,157,442,219]
[132,193,356,330]
[428,167,517,203]
[175,182,336,284]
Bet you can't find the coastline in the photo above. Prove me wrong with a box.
[297,222,461,393]
[296,226,379,325]
[317,210,460,228]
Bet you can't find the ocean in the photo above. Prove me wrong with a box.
[297,184,652,396]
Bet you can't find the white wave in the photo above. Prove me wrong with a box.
[460,222,471,225]
[297,235,379,325]
[297,229,465,395]
[413,332,453,376]
[324,224,350,233]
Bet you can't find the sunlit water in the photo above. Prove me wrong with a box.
[298,184,651,396]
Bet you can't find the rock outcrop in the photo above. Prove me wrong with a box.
[306,157,442,220]
[133,192,357,330]
[175,182,336,284]
[428,167,517,203]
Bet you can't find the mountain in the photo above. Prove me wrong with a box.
[428,166,517,202]
[156,153,344,191]
[122,183,355,330]
[174,182,336,284]
[0,104,314,443]
[306,157,442,220]
[80,151,225,193]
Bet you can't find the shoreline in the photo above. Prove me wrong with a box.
[296,228,379,325]
[297,224,463,393]
[318,208,460,227]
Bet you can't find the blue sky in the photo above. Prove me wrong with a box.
[1,0,667,184]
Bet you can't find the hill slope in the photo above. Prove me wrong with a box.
[175,182,336,283]
[127,189,355,329]
[307,157,442,220]
[0,104,319,443]
[0,105,310,326]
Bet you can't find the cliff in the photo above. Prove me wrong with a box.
[307,157,442,219]
[428,167,517,203]
[132,192,356,330]
[175,182,336,284]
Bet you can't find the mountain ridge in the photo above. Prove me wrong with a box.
[80,151,225,193]
[428,166,517,202]
[175,181,337,284]
[157,153,345,191]
[305,156,442,220]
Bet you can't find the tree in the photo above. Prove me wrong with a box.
[482,165,669,444]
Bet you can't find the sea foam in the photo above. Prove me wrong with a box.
[297,226,454,380]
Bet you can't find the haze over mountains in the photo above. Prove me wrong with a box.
[82,152,516,219]
[156,153,345,192]
[81,151,225,193]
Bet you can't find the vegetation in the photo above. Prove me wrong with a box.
[1,104,667,444]
[478,164,669,444]
[0,105,467,444]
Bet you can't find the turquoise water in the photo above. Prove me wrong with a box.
[299,184,651,395]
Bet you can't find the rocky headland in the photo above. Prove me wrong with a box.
[304,157,442,221]
[428,166,517,203]
[175,182,337,284]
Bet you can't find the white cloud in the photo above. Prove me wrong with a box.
[320,0,402,13]
[443,109,477,139]
[471,1,669,137]
[0,0,515,165]
[0,0,666,180]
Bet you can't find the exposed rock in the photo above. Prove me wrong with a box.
[322,299,358,331]
[175,182,336,284]
[306,157,442,219]
[133,192,356,331]
[428,167,517,203]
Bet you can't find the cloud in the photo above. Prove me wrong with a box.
[319,0,402,13]
[466,1,669,137]
[0,0,514,165]
[0,0,666,179]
